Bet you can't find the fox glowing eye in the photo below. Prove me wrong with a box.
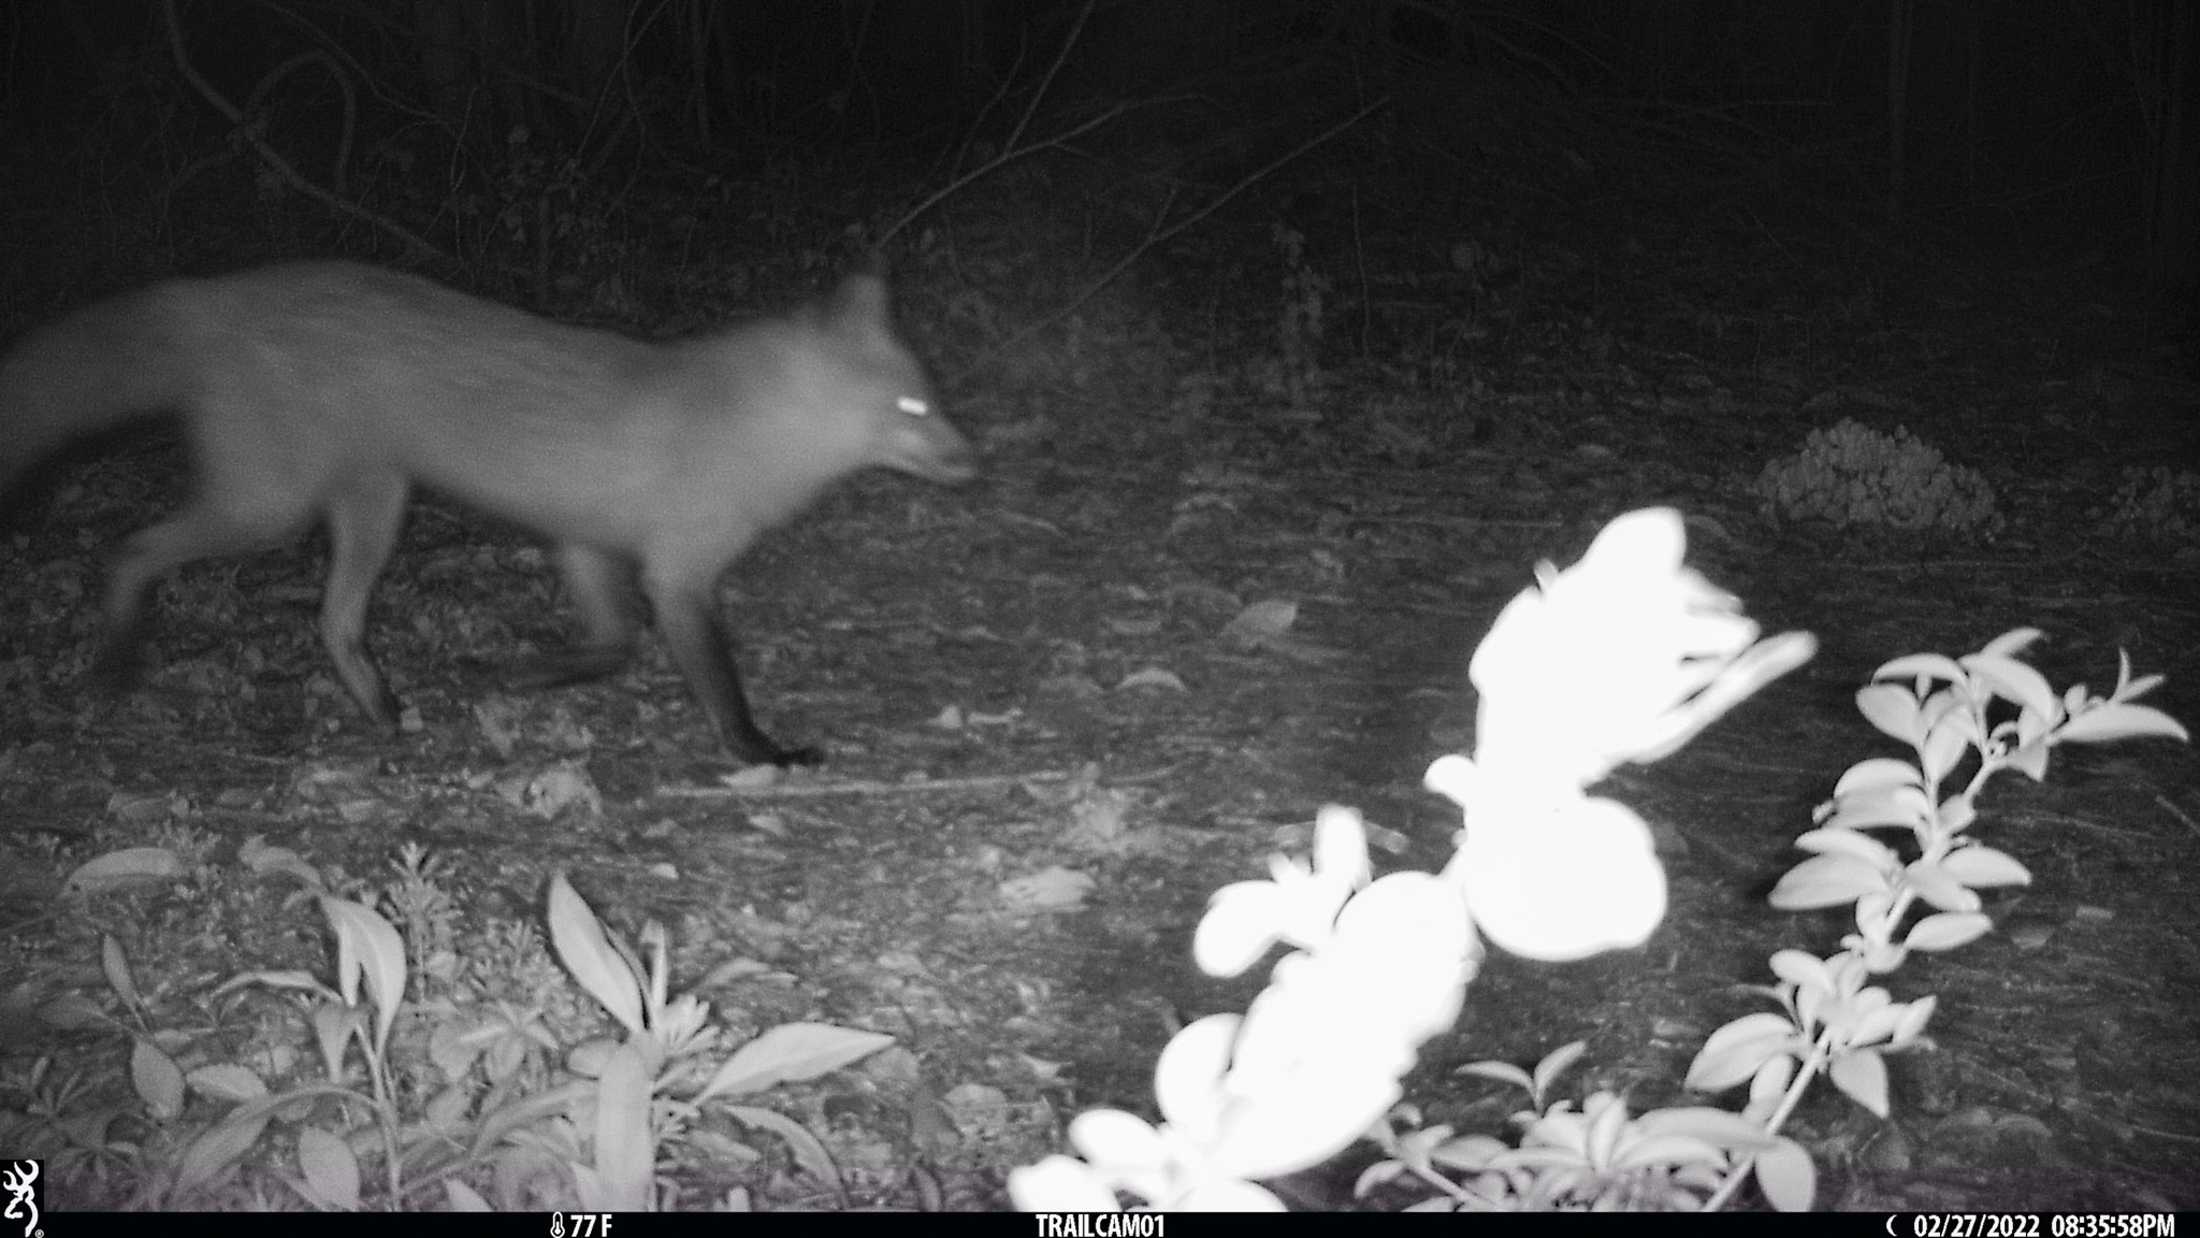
[896,395,930,417]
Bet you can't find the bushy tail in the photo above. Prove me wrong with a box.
[0,289,191,500]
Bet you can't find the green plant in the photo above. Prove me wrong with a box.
[1011,507,2185,1212]
[382,843,463,998]
[13,850,894,1210]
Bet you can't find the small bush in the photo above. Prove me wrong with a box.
[1754,419,2001,537]
[2089,466,2200,547]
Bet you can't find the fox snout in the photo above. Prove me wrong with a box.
[919,434,980,486]
[892,395,980,486]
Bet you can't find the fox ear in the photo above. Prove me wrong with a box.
[824,269,891,331]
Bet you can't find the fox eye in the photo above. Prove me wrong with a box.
[896,395,931,417]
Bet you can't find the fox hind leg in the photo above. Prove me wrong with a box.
[512,543,641,688]
[90,482,317,699]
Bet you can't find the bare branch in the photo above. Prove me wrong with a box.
[160,0,445,261]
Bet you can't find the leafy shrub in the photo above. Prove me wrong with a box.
[2089,466,2200,547]
[1754,419,2001,537]
[1012,508,2185,1212]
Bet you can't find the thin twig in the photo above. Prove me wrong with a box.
[879,104,1128,246]
[1002,0,1096,153]
[244,50,355,195]
[656,760,1187,799]
[160,0,444,261]
[980,97,1392,362]
[876,0,1113,244]
[657,769,1077,799]
[2157,792,2200,839]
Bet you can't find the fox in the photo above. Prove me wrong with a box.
[0,260,978,767]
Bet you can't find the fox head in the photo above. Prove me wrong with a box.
[797,272,978,487]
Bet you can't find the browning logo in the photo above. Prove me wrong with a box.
[1,1160,38,1238]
